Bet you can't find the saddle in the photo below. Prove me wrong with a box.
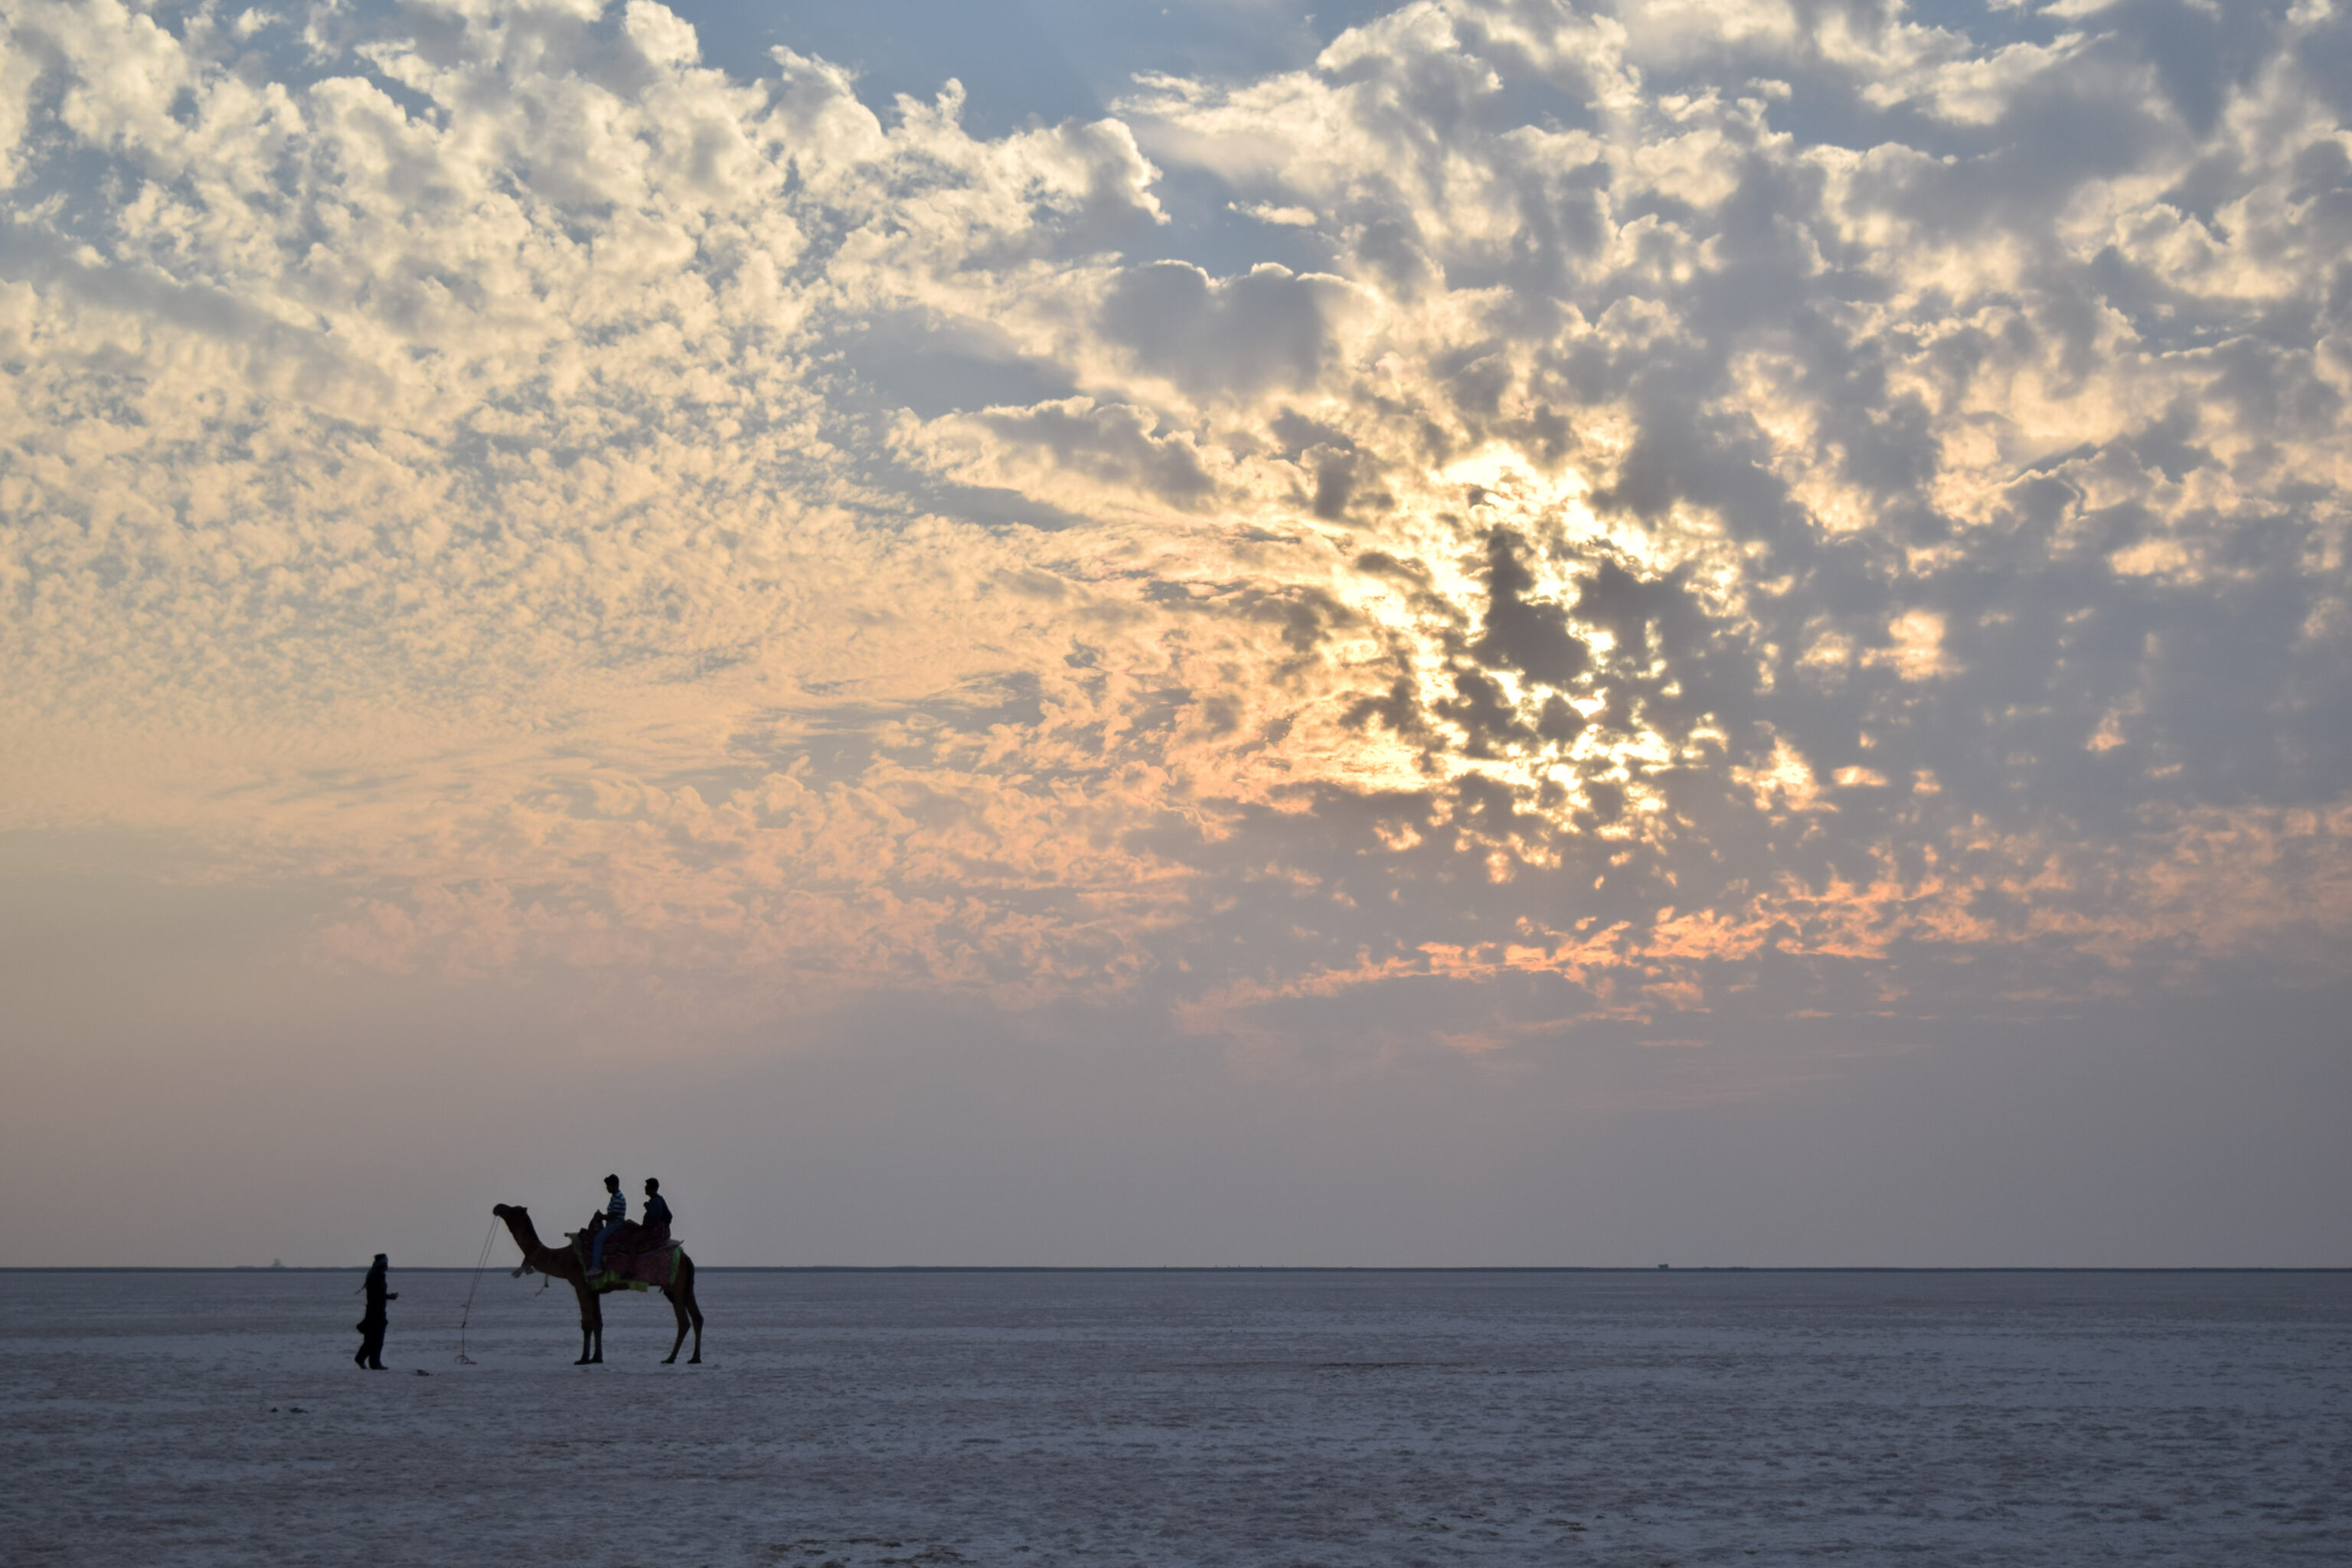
[593,1240,684,1291]
[569,1214,681,1287]
[575,1217,670,1258]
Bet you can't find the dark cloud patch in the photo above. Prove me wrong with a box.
[1102,261,1350,400]
[2122,399,2213,485]
[1342,671,1439,754]
[1233,583,1362,664]
[2292,9,2352,122]
[2102,0,2286,138]
[1310,449,1365,520]
[1470,528,1588,688]
[1269,408,1357,458]
[1535,693,1584,746]
[971,400,1218,507]
[1348,213,1442,299]
[1272,413,1375,521]
[1435,665,1530,760]
[838,311,1081,418]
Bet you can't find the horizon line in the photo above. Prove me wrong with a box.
[6,1265,2349,1275]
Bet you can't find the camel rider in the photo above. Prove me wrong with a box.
[587,1174,626,1276]
[641,1178,672,1246]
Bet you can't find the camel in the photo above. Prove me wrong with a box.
[492,1203,704,1365]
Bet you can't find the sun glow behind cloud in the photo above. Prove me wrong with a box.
[2,0,2350,1052]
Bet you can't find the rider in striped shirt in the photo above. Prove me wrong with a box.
[587,1174,626,1275]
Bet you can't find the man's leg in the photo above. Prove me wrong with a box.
[360,1321,386,1369]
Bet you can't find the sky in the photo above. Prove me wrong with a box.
[3,0,2349,1267]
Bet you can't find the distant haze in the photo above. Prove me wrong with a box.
[3,0,2349,1266]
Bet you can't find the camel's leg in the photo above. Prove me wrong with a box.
[668,1259,701,1363]
[576,1286,599,1365]
[590,1292,605,1364]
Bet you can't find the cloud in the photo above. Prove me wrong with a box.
[1,0,2347,1050]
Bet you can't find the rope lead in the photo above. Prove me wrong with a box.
[456,1217,501,1364]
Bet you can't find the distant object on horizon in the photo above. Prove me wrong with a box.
[270,1259,284,1270]
[1658,1264,1670,1270]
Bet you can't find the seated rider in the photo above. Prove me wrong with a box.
[586,1174,627,1276]
[640,1178,673,1247]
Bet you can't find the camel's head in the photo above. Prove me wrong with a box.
[492,1204,537,1268]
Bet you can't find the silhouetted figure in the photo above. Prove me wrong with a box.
[640,1178,672,1248]
[586,1174,626,1276]
[354,1254,397,1370]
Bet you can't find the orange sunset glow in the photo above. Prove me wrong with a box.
[4,0,2349,1267]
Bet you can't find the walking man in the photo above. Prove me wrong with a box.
[354,1253,397,1370]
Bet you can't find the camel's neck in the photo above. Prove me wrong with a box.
[500,1214,574,1275]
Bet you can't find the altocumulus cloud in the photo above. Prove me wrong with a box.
[2,0,2349,1050]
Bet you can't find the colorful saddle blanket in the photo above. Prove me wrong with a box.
[591,1240,683,1292]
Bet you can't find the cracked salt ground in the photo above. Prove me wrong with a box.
[1,1271,2347,1565]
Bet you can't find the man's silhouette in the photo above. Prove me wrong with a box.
[641,1178,673,1247]
[354,1253,397,1370]
[587,1174,626,1276]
